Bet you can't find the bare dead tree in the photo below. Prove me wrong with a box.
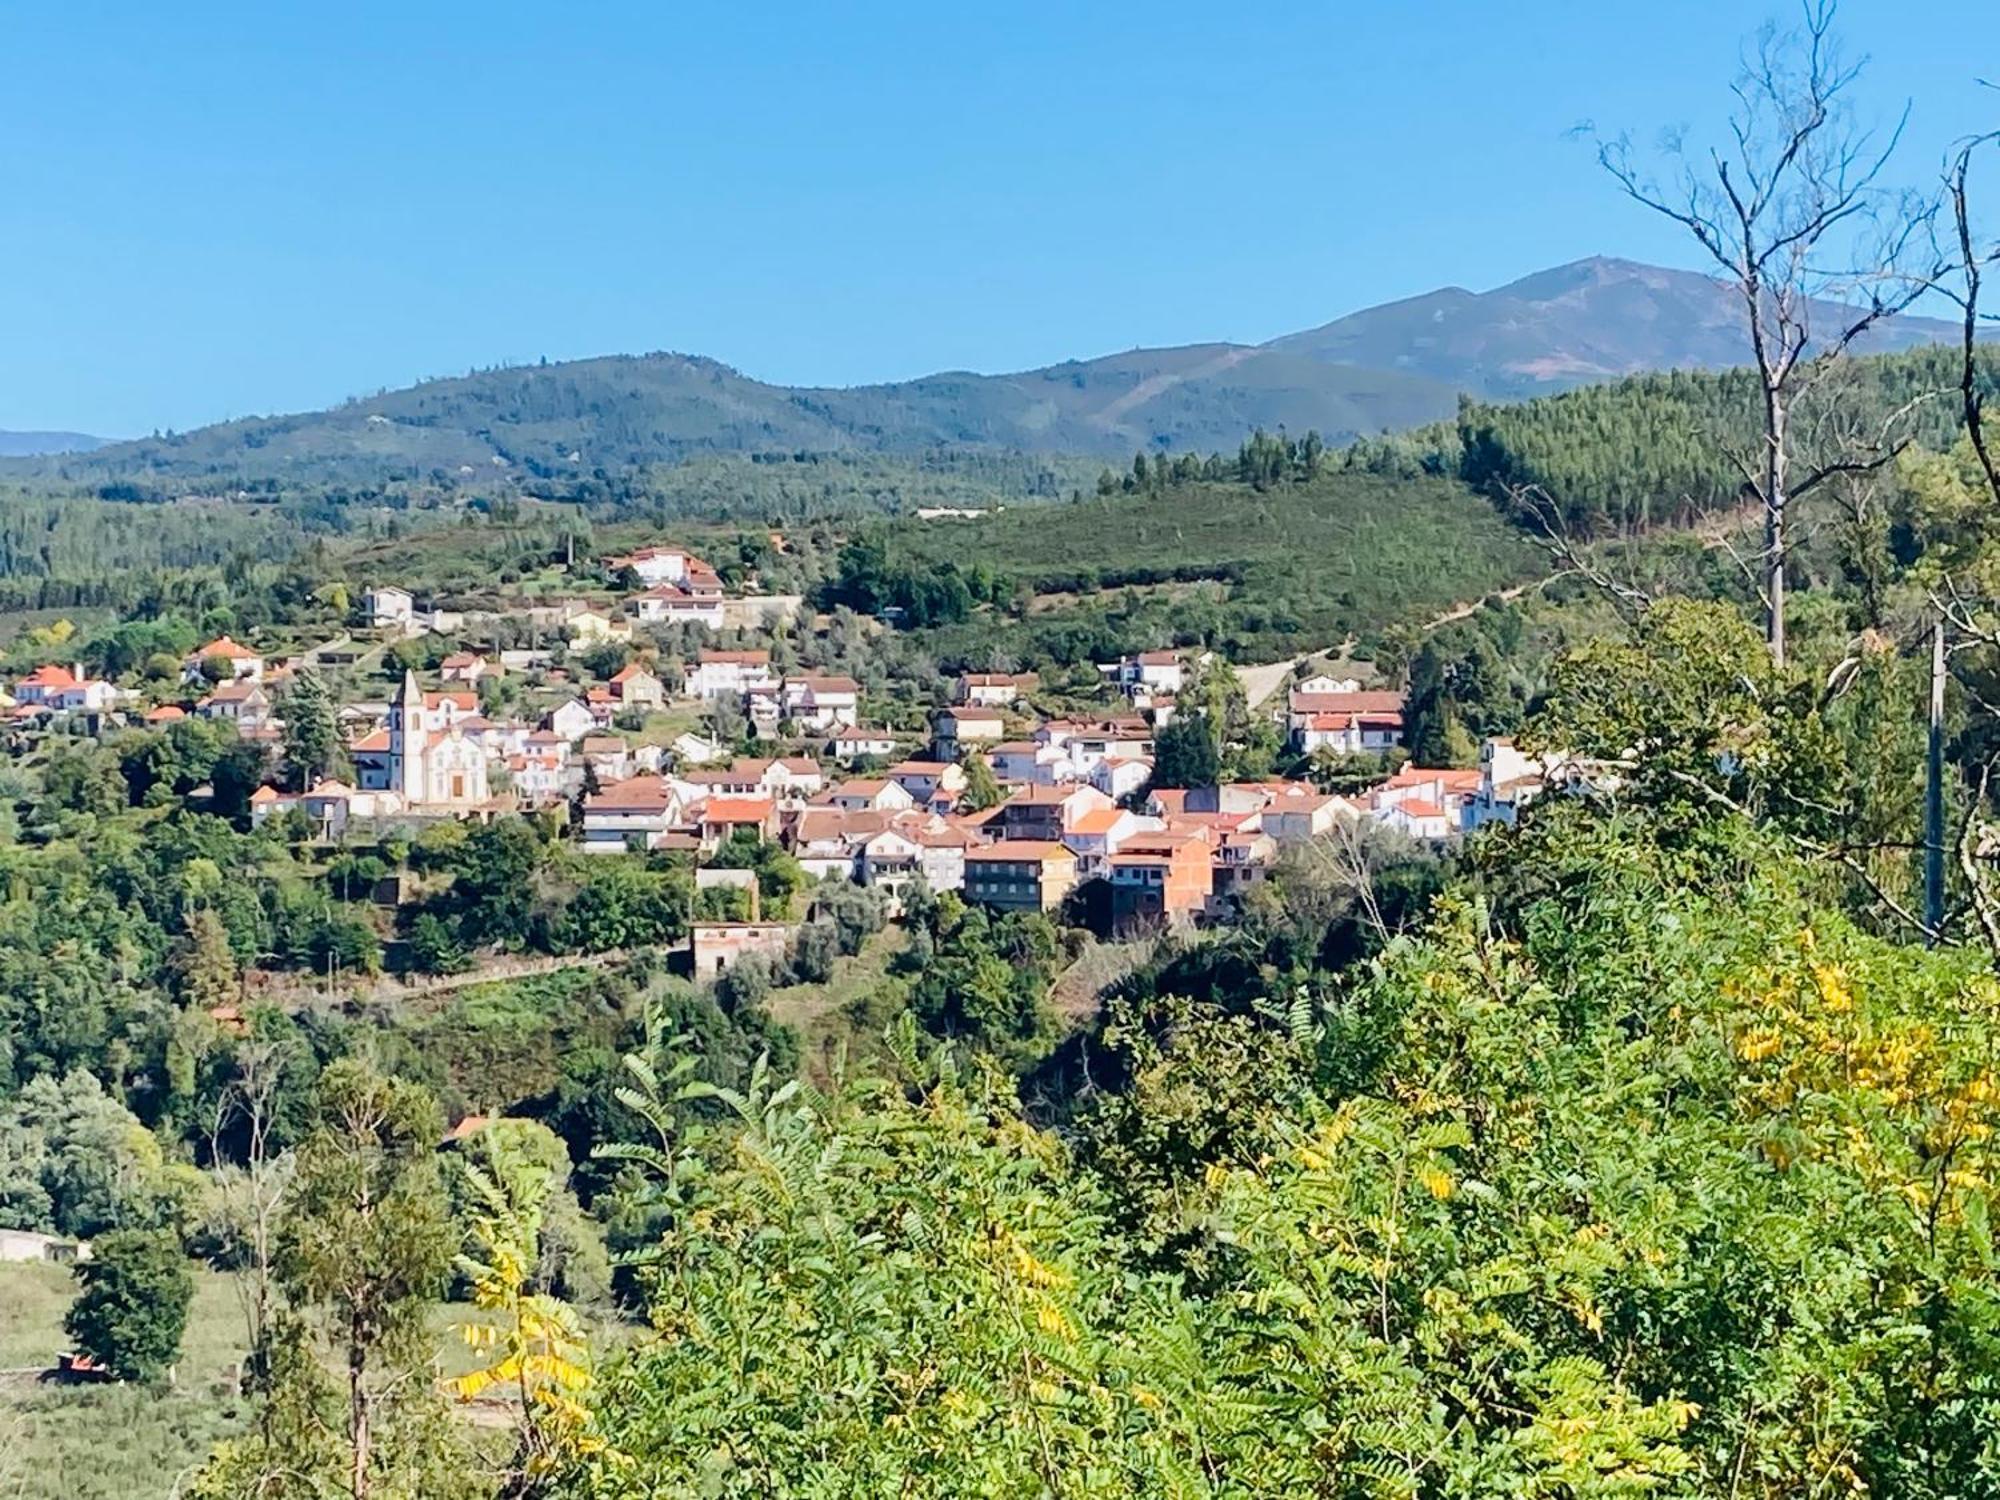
[1501,481,1657,618]
[206,1039,297,1399]
[1942,130,2000,497]
[1596,0,1938,665]
[1920,128,2000,966]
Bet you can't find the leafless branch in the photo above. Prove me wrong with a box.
[1502,482,1655,617]
[1591,1,1936,665]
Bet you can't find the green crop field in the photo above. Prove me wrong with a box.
[884,471,1542,666]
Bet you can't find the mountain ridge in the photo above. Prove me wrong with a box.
[0,429,111,458]
[7,256,1971,485]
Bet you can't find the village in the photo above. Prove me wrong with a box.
[1,539,1576,976]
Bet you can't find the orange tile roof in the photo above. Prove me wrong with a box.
[968,839,1074,863]
[704,797,776,823]
[585,775,676,810]
[1068,807,1128,835]
[1289,689,1405,715]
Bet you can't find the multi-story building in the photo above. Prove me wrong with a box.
[964,840,1078,913]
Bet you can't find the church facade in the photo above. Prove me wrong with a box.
[355,671,490,808]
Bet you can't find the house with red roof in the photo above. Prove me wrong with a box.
[780,675,860,731]
[440,652,492,684]
[13,662,115,713]
[182,636,265,684]
[607,662,665,709]
[700,796,778,849]
[954,671,1037,707]
[1286,688,1406,755]
[1109,830,1214,929]
[580,775,687,855]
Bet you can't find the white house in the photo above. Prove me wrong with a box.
[1459,738,1609,834]
[197,680,272,728]
[564,608,631,651]
[955,671,1036,707]
[250,780,400,839]
[581,775,688,855]
[1260,792,1344,844]
[988,739,1068,786]
[440,653,492,684]
[689,650,774,701]
[545,698,598,741]
[183,635,265,684]
[1287,689,1406,755]
[932,707,1005,761]
[14,663,116,713]
[828,725,899,762]
[606,545,702,586]
[819,778,916,813]
[1105,650,1184,696]
[887,759,965,807]
[365,586,414,630]
[1061,805,1159,878]
[627,582,725,629]
[1295,672,1362,695]
[781,675,860,731]
[1089,755,1153,801]
[672,731,726,766]
[1036,717,1153,773]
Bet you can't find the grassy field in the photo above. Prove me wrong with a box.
[0,1254,554,1499]
[765,924,912,1079]
[0,1261,252,1500]
[888,471,1543,665]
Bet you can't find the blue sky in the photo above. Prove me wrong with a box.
[3,0,1995,436]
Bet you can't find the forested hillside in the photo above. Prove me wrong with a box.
[5,257,1972,493]
[1322,343,2000,537]
[1,345,1460,487]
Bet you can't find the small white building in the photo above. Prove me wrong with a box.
[581,776,688,855]
[828,725,899,762]
[1287,689,1406,755]
[545,699,598,742]
[689,650,774,701]
[1105,650,1184,696]
[183,635,265,684]
[365,586,414,631]
[781,675,860,731]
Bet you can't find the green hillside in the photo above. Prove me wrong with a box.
[1418,344,2000,536]
[849,468,1543,666]
[6,347,1459,488]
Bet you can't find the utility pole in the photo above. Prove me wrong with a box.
[1926,613,1947,945]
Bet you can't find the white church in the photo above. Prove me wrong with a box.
[352,670,491,808]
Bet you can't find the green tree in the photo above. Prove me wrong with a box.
[957,751,1003,812]
[275,1060,455,1500]
[280,671,341,790]
[405,912,468,976]
[65,1228,193,1383]
[172,907,239,1010]
[1149,709,1220,789]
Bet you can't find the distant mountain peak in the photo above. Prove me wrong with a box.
[5,255,1970,485]
[1267,255,1959,397]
